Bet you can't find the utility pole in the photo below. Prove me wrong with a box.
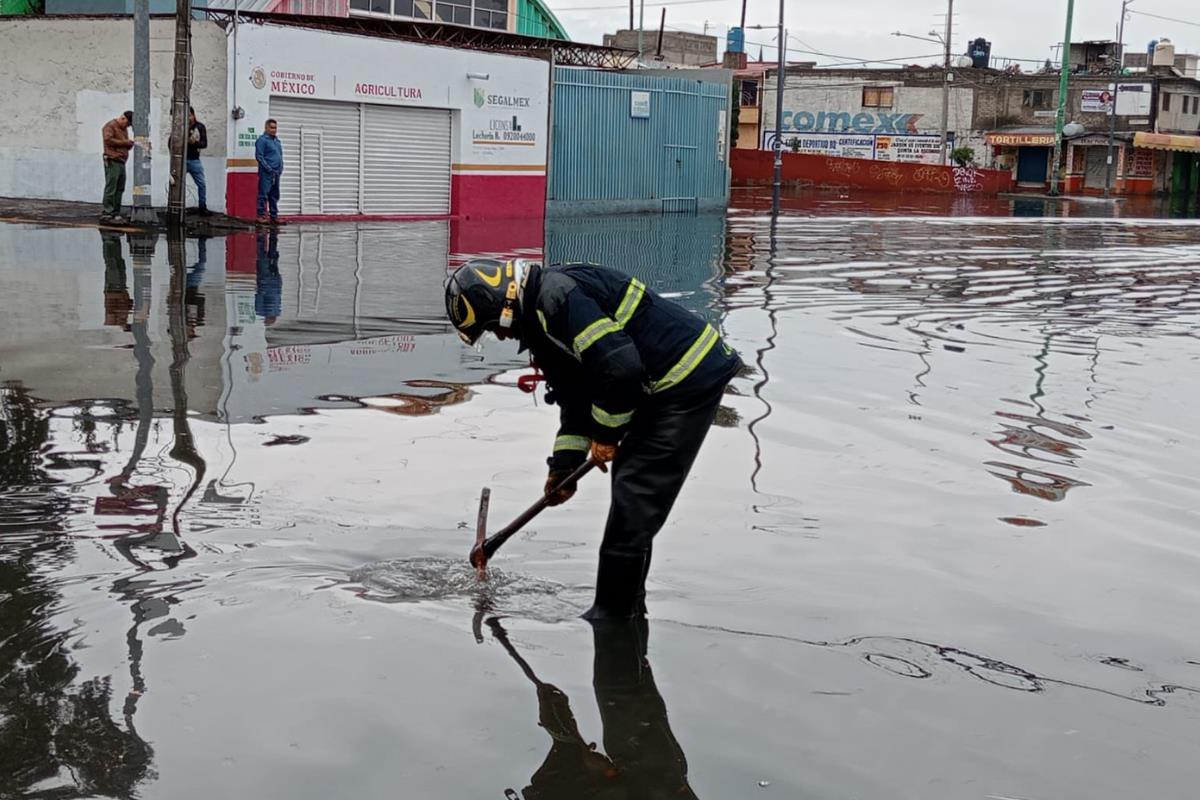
[130,0,155,225]
[772,0,784,213]
[167,0,191,226]
[940,0,953,164]
[1104,0,1131,198]
[637,0,644,63]
[654,8,665,60]
[1049,0,1076,196]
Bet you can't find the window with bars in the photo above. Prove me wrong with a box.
[1022,89,1052,109]
[740,80,759,107]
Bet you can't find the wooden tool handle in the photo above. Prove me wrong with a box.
[480,459,598,560]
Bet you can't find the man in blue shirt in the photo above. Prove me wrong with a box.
[255,119,284,225]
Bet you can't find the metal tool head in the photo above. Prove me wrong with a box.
[472,487,490,579]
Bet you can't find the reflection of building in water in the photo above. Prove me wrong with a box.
[219,225,525,422]
[0,229,227,416]
[545,212,728,321]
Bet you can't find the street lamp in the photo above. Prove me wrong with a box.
[1104,0,1133,198]
[747,2,786,209]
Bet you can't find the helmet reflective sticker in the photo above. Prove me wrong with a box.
[451,292,476,331]
[473,264,503,288]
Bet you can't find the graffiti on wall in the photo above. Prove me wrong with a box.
[952,165,984,192]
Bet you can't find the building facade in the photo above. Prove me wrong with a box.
[747,61,1200,199]
[760,67,983,166]
[226,21,551,219]
[18,0,570,39]
[0,17,230,211]
[601,29,718,66]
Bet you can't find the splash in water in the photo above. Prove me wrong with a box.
[343,557,584,620]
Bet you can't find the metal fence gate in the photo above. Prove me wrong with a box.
[549,67,731,214]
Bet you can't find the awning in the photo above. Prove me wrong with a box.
[1133,132,1200,153]
[986,130,1057,146]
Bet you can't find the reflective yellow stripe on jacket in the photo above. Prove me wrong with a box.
[571,279,646,357]
[591,405,635,428]
[650,324,720,394]
[554,434,590,452]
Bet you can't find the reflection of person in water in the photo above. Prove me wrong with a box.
[488,618,698,800]
[101,232,132,330]
[255,229,282,327]
[185,235,208,339]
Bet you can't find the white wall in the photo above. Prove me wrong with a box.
[229,24,550,174]
[761,75,986,163]
[0,18,228,211]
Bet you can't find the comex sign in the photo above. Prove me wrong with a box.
[780,110,924,134]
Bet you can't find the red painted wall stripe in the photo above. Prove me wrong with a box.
[225,171,546,221]
[731,149,1015,195]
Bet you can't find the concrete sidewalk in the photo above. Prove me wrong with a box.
[0,196,254,236]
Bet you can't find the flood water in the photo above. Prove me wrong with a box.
[2,192,1200,798]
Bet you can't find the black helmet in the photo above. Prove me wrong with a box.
[445,258,522,345]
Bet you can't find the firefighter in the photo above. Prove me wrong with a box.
[445,259,741,620]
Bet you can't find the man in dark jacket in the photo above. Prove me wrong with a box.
[446,259,741,619]
[186,107,209,216]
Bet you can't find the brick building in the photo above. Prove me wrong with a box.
[747,61,1200,198]
[602,29,718,66]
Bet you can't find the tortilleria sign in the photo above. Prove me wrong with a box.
[987,132,1056,146]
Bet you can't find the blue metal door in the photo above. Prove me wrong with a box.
[1017,146,1050,184]
[662,144,697,212]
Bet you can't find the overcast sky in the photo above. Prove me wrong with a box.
[551,0,1200,69]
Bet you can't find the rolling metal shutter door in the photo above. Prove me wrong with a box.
[362,105,452,215]
[270,97,361,215]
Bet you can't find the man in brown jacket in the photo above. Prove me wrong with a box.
[101,111,135,223]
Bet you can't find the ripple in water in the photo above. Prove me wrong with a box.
[344,557,583,620]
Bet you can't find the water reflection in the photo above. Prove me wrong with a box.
[1,202,1199,796]
[255,230,281,327]
[487,618,697,800]
[545,212,727,320]
[724,209,1200,514]
[0,386,157,798]
[734,186,1200,219]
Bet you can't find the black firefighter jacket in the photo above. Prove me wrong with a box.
[517,263,741,471]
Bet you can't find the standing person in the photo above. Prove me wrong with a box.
[100,111,135,224]
[255,119,284,226]
[445,259,741,620]
[186,107,210,216]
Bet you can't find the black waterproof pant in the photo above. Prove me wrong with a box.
[588,374,729,618]
[602,380,726,560]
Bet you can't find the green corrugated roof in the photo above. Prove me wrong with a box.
[517,0,568,40]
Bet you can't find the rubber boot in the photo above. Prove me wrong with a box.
[582,552,646,622]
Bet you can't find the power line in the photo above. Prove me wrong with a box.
[1127,8,1200,28]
